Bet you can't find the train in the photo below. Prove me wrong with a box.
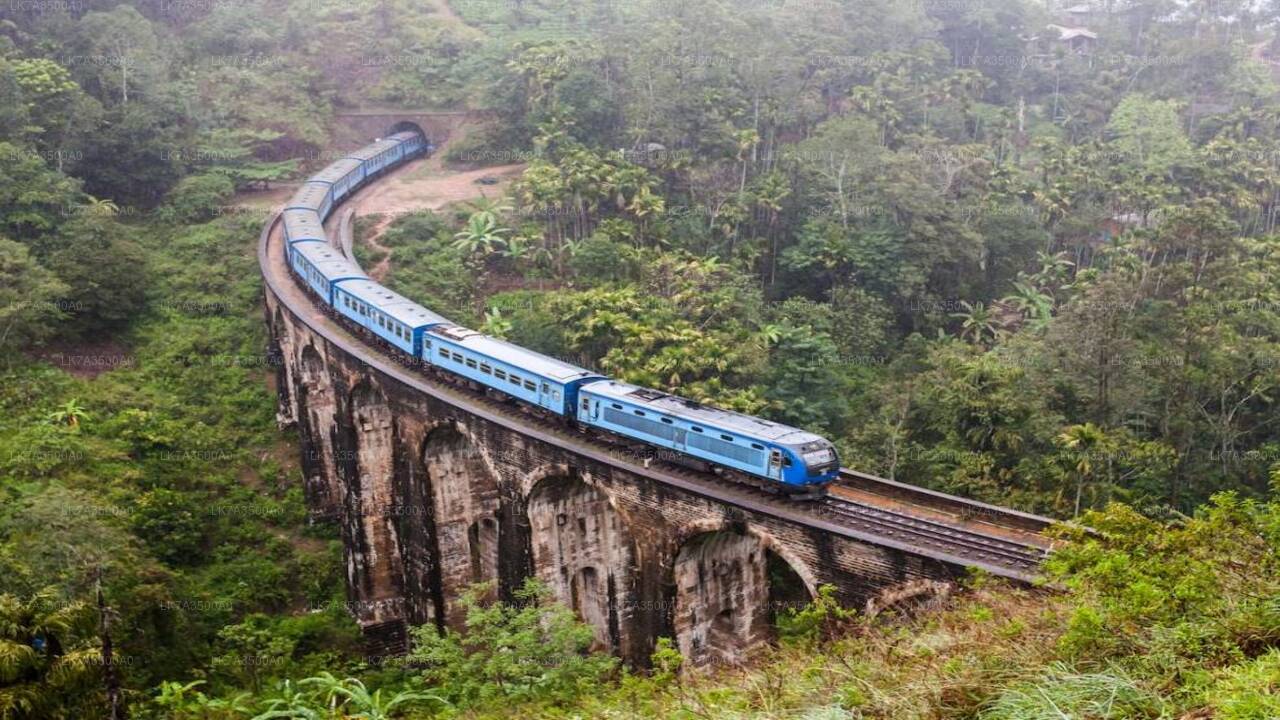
[282,129,840,495]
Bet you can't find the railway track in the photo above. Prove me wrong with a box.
[264,160,1058,584]
[820,495,1048,575]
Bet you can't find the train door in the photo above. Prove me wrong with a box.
[539,382,555,411]
[767,448,784,481]
[672,428,687,454]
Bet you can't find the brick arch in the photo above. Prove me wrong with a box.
[525,472,637,659]
[670,526,815,669]
[420,422,504,627]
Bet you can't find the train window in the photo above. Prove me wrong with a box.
[783,456,793,467]
[465,358,477,369]
[424,341,431,350]
[661,417,674,424]
[494,369,507,380]
[611,403,622,410]
[508,374,521,385]
[553,391,560,401]
[524,380,536,391]
[438,348,448,358]
[691,427,703,433]
[480,363,492,374]
[751,443,764,450]
[720,434,734,442]
[633,409,645,416]
[377,315,385,328]
[451,352,463,362]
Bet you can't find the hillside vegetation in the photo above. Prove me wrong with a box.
[1,0,1280,717]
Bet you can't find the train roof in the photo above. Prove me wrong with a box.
[346,138,403,161]
[293,241,369,282]
[282,209,325,242]
[387,131,421,143]
[426,325,602,383]
[338,280,452,328]
[309,158,364,185]
[287,182,330,212]
[580,380,830,447]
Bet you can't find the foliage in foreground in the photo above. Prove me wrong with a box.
[107,492,1280,719]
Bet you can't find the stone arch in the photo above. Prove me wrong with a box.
[526,473,635,658]
[421,422,502,627]
[298,344,340,519]
[671,528,814,668]
[387,121,427,142]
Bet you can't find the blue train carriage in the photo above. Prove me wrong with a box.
[387,131,428,159]
[287,181,335,220]
[346,138,405,179]
[308,158,365,207]
[422,325,604,415]
[576,380,840,491]
[281,208,325,261]
[289,241,369,306]
[335,280,451,356]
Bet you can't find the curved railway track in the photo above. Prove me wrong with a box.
[263,139,1059,585]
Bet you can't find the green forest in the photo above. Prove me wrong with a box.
[3,0,1280,716]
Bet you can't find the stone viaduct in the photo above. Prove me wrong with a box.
[261,118,1055,667]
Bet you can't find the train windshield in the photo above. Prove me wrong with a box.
[803,447,835,466]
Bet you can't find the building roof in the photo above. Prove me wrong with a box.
[580,379,830,448]
[1047,24,1098,40]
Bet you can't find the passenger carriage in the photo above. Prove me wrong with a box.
[334,280,451,356]
[288,241,369,306]
[281,209,326,263]
[421,325,603,416]
[280,127,841,494]
[346,138,405,178]
[308,158,365,207]
[576,380,839,489]
[287,182,335,220]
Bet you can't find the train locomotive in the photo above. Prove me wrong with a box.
[282,130,840,495]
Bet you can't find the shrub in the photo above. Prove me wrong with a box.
[406,579,618,708]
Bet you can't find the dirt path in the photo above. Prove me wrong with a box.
[336,127,527,280]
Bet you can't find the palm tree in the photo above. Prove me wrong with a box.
[0,591,99,719]
[84,197,119,218]
[499,235,532,264]
[452,213,511,257]
[1001,280,1055,332]
[46,399,89,429]
[481,308,513,339]
[1056,423,1111,518]
[950,301,1002,346]
[755,323,784,350]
